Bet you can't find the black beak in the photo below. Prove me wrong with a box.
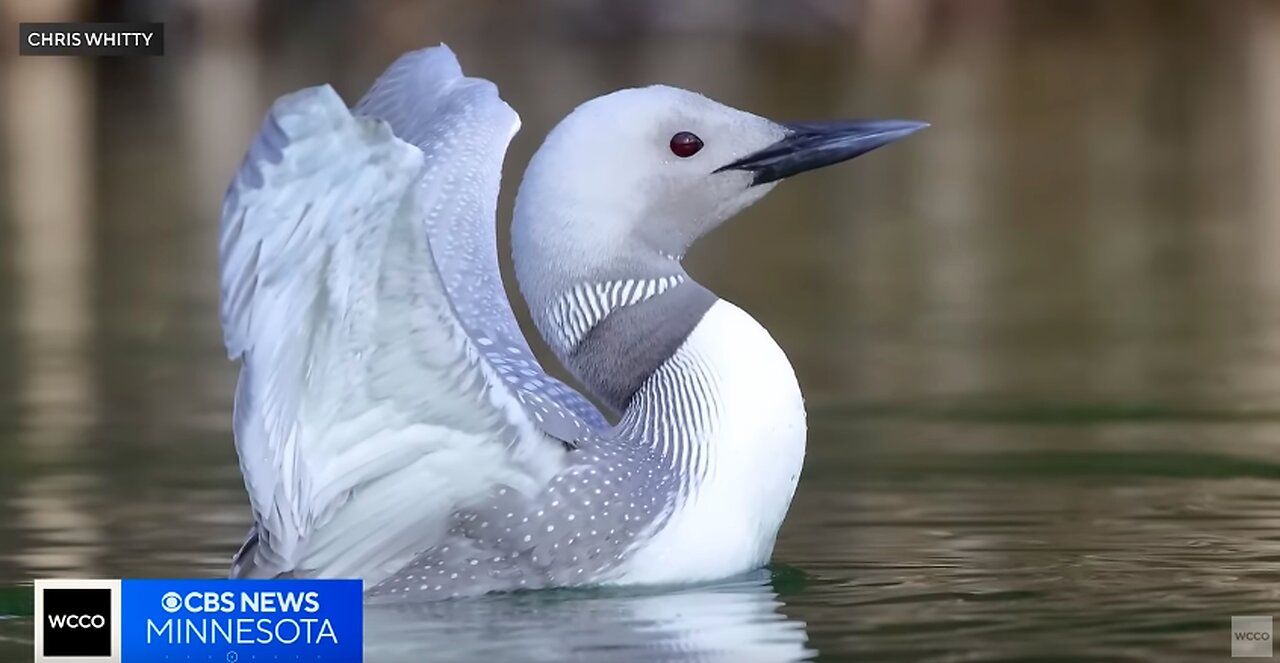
[716,119,928,186]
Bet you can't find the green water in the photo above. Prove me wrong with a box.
[3,1,1280,660]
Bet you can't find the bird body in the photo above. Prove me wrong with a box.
[219,45,922,600]
[602,300,805,587]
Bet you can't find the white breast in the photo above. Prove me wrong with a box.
[609,300,807,586]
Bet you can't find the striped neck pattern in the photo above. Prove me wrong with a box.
[615,343,722,494]
[545,275,685,353]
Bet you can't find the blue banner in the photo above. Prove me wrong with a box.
[120,579,362,662]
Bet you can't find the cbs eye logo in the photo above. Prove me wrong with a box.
[161,592,182,612]
[35,580,120,662]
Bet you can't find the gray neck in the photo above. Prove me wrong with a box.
[568,280,716,412]
[511,183,714,413]
[527,264,715,413]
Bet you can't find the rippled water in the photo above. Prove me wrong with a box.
[3,1,1280,660]
[3,410,1279,660]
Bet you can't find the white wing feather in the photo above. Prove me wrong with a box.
[354,47,608,438]
[219,47,580,584]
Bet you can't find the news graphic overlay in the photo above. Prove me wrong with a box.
[34,579,122,663]
[121,579,362,662]
[1232,615,1273,658]
[19,23,164,56]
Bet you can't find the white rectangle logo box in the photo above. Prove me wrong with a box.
[34,579,122,663]
[1233,615,1273,658]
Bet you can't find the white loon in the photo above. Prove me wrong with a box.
[219,44,924,600]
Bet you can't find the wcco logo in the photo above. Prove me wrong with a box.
[47,613,107,629]
[34,579,121,662]
[1233,616,1274,658]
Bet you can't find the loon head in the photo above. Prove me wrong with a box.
[512,85,925,407]
[514,85,925,270]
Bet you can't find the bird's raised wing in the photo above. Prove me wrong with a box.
[354,47,608,436]
[219,46,603,583]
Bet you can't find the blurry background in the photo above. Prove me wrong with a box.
[2,1,1280,660]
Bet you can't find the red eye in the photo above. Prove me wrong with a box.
[669,131,703,158]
